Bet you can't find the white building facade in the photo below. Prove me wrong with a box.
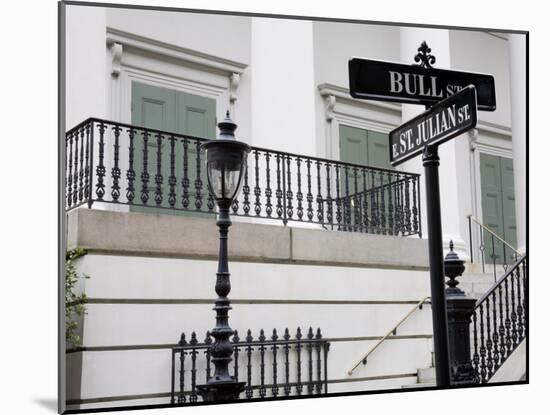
[62,4,527,411]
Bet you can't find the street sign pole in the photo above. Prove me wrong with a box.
[388,85,478,388]
[349,43,487,388]
[388,84,477,387]
[422,143,451,387]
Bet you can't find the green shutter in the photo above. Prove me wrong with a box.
[176,92,216,138]
[366,130,392,170]
[131,81,216,216]
[480,153,517,264]
[500,157,517,263]
[338,126,391,170]
[339,125,392,229]
[339,125,369,167]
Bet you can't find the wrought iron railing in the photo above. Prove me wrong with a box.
[470,254,527,383]
[65,118,421,236]
[170,327,329,403]
[468,215,520,281]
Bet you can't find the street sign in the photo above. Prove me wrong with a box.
[347,42,491,387]
[389,85,478,166]
[349,57,495,111]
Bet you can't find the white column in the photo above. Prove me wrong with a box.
[508,34,527,254]
[250,18,316,156]
[399,28,469,258]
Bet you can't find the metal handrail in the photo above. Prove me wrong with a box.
[468,215,520,255]
[347,296,431,375]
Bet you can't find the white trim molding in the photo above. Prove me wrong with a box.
[318,83,402,161]
[106,27,247,75]
[105,27,249,124]
[109,42,123,78]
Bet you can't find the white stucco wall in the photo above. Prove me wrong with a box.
[64,209,435,409]
[449,31,511,128]
[68,253,433,409]
[250,17,317,156]
[106,9,252,65]
[65,6,108,129]
[312,21,400,88]
[508,34,527,253]
[312,21,401,160]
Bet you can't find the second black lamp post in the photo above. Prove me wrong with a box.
[196,111,250,402]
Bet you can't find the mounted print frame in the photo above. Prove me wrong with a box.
[59,1,529,414]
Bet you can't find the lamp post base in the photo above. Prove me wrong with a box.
[197,380,246,402]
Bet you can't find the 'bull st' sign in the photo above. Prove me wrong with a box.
[349,57,495,111]
[389,85,477,166]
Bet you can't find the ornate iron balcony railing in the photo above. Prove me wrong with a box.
[170,327,329,403]
[65,118,421,236]
[470,254,527,383]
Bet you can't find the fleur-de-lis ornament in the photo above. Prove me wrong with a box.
[414,41,436,69]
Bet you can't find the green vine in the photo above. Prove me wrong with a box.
[66,247,90,349]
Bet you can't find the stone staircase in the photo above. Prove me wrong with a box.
[489,339,526,383]
[460,268,497,300]
[404,256,527,388]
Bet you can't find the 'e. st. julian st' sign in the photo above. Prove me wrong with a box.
[389,85,478,166]
[349,57,495,111]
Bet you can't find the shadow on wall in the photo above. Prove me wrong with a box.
[33,397,57,412]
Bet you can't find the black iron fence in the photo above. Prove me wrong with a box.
[170,327,329,403]
[65,118,421,237]
[470,254,527,383]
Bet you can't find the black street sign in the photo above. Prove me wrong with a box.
[389,85,478,166]
[349,57,495,111]
[347,42,491,388]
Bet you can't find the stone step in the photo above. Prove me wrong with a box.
[417,367,435,384]
[402,367,435,388]
[459,271,500,300]
[465,262,512,275]
[402,383,436,389]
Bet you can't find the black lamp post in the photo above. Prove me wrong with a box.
[196,111,250,402]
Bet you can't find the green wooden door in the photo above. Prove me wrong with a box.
[339,125,392,230]
[131,81,216,215]
[480,153,517,264]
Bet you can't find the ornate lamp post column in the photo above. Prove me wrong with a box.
[445,240,477,385]
[197,111,250,402]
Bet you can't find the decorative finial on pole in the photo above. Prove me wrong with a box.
[444,240,465,293]
[218,110,238,139]
[414,41,436,69]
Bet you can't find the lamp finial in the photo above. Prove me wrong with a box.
[218,110,237,139]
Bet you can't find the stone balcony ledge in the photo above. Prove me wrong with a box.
[67,208,429,270]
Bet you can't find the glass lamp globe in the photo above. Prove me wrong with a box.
[201,112,250,209]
